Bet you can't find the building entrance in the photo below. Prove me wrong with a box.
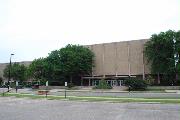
[117,80,124,86]
[92,80,125,86]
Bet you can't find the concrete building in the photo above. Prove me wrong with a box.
[0,39,150,86]
[83,39,150,86]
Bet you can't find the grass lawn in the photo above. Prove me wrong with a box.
[1,92,180,104]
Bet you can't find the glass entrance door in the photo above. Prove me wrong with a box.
[117,80,124,86]
[112,80,117,86]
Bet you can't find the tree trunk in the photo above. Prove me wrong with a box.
[157,73,160,84]
[70,76,73,84]
[175,72,178,84]
[80,76,83,86]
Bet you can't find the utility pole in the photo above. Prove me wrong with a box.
[8,54,14,92]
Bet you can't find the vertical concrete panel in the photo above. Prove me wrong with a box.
[104,43,116,75]
[142,40,151,74]
[129,40,144,75]
[116,42,129,75]
[91,44,104,76]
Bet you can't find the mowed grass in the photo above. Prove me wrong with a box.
[1,93,180,104]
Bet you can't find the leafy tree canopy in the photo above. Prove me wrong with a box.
[59,44,94,77]
[3,63,27,82]
[27,58,48,80]
[27,44,94,84]
[144,30,180,84]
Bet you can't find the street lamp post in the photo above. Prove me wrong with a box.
[7,54,14,92]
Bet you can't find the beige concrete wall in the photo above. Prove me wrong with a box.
[86,39,150,76]
[129,40,144,75]
[89,44,104,75]
[104,43,116,75]
[116,41,129,75]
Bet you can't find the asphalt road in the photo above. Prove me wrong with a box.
[0,97,179,120]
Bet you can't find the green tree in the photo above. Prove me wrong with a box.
[0,77,3,85]
[58,44,94,84]
[27,56,65,85]
[46,50,63,82]
[144,30,179,85]
[27,58,48,81]
[3,63,27,82]
[27,45,94,85]
[175,31,180,80]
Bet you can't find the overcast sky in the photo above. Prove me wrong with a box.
[0,0,179,63]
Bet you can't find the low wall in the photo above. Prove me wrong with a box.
[39,86,90,90]
[39,86,128,90]
[113,86,128,91]
[39,86,65,90]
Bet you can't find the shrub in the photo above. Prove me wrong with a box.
[10,82,16,88]
[67,82,75,88]
[0,77,2,86]
[125,78,147,90]
[93,79,112,89]
[145,75,155,86]
[23,83,32,88]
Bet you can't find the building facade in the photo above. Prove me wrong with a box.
[83,39,150,86]
[0,39,151,86]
